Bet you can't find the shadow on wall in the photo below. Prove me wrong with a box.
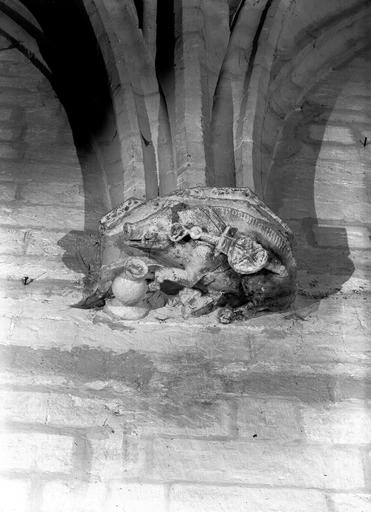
[264,66,357,309]
[51,0,173,294]
[57,148,110,297]
[11,0,119,291]
[56,147,108,296]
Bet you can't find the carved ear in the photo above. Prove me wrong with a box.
[227,236,268,274]
[100,198,145,232]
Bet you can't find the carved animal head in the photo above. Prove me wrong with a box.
[121,206,174,251]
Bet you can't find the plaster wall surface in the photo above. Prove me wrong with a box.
[0,36,370,512]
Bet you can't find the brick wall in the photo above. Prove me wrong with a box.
[1,295,370,510]
[267,46,371,299]
[1,318,371,512]
[0,48,106,290]
[0,34,370,512]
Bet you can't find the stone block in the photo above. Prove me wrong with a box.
[89,431,147,480]
[0,126,21,141]
[0,107,14,121]
[4,161,83,184]
[2,317,97,351]
[312,224,371,250]
[297,332,369,366]
[41,481,106,512]
[6,318,84,350]
[0,478,31,512]
[307,143,364,163]
[0,296,83,321]
[308,125,354,144]
[327,96,371,112]
[220,368,339,403]
[302,401,371,444]
[0,432,73,472]
[326,109,371,125]
[0,275,82,302]
[279,195,371,225]
[0,204,84,230]
[0,305,244,354]
[0,76,41,90]
[24,147,79,166]
[0,182,17,201]
[330,493,371,512]
[0,64,27,79]
[109,182,126,208]
[0,390,48,424]
[0,49,27,64]
[151,439,364,488]
[0,89,44,108]
[105,159,125,186]
[24,229,67,257]
[0,254,84,282]
[348,227,371,250]
[0,364,67,385]
[169,486,329,512]
[135,400,232,437]
[0,391,120,429]
[236,397,302,441]
[26,229,99,262]
[0,141,23,160]
[19,182,84,207]
[316,201,371,227]
[107,483,167,512]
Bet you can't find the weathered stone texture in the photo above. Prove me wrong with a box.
[0,4,371,512]
[151,439,364,488]
[107,483,167,512]
[41,481,168,512]
[267,46,371,297]
[169,486,328,512]
[302,401,371,444]
[41,482,107,512]
[330,494,371,512]
[235,397,302,441]
[0,432,73,472]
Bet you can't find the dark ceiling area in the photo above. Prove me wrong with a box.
[0,0,113,147]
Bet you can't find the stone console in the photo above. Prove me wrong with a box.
[81,187,296,323]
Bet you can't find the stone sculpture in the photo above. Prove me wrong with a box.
[83,187,296,323]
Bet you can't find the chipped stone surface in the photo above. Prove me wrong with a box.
[0,5,371,512]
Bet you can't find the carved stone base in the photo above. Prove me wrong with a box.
[85,187,297,323]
